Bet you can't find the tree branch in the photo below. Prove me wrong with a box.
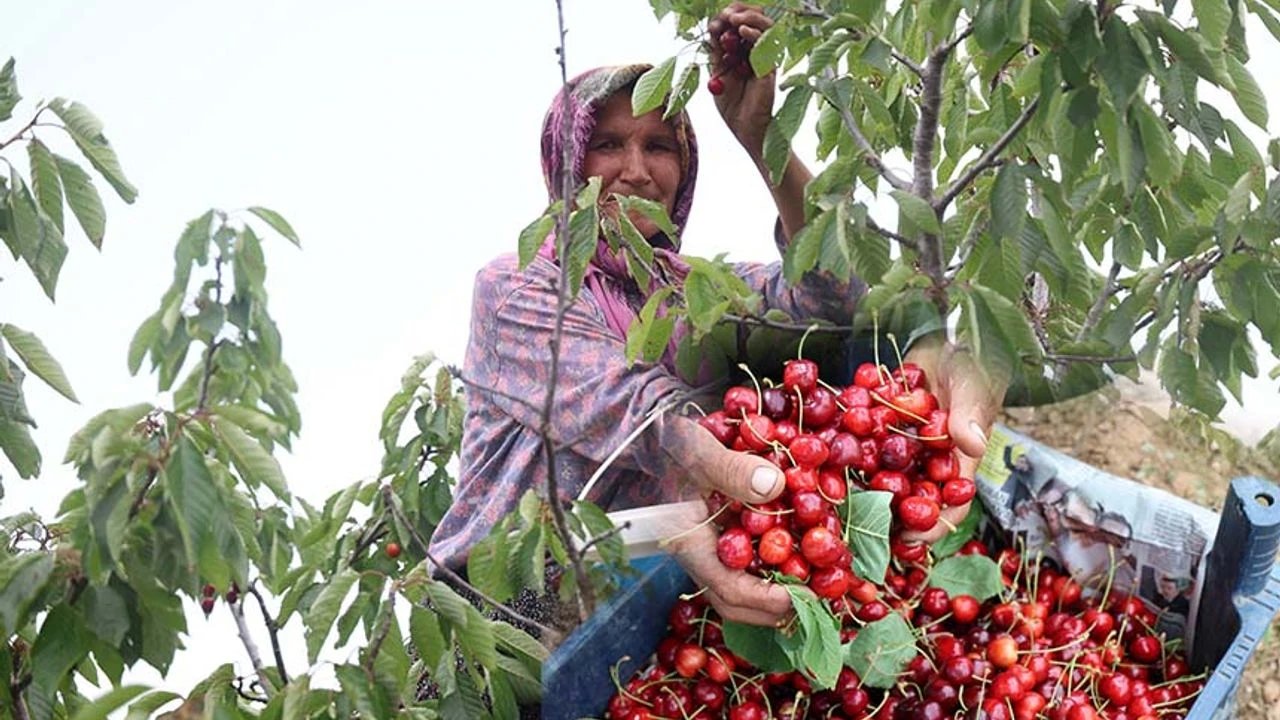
[363,589,396,675]
[380,485,561,642]
[1039,352,1137,364]
[247,584,289,686]
[819,68,912,192]
[1076,262,1122,343]
[866,216,917,251]
[0,106,44,152]
[228,596,274,698]
[891,50,924,77]
[935,96,1040,211]
[911,39,956,308]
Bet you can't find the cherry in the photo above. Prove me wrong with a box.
[894,387,938,419]
[782,358,819,394]
[839,384,872,408]
[668,598,699,635]
[691,679,725,711]
[809,565,852,599]
[201,583,216,597]
[878,434,917,471]
[1129,634,1162,663]
[898,496,941,532]
[673,643,708,678]
[200,597,216,615]
[896,362,927,389]
[920,409,952,449]
[920,587,951,617]
[801,386,839,427]
[727,701,766,720]
[225,583,240,604]
[988,634,1019,669]
[784,465,818,493]
[698,410,737,446]
[869,470,911,505]
[924,452,960,483]
[791,491,827,528]
[817,469,848,502]
[737,413,775,451]
[853,362,884,389]
[757,525,793,565]
[950,594,980,624]
[722,386,758,417]
[779,554,811,582]
[716,527,753,569]
[385,542,402,559]
[800,525,844,568]
[1100,672,1133,705]
[941,477,977,507]
[760,387,791,420]
[789,434,829,468]
[840,687,869,716]
[841,406,874,436]
[740,501,779,535]
[826,432,860,468]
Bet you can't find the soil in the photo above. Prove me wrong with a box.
[1000,383,1280,720]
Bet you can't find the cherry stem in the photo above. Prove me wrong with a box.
[793,386,806,433]
[870,390,931,425]
[658,501,730,547]
[797,322,820,361]
[682,400,709,417]
[737,363,765,415]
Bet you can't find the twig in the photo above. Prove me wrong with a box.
[363,589,396,675]
[891,50,924,77]
[232,677,270,704]
[819,68,912,192]
[0,107,44,151]
[379,485,561,642]
[1076,262,1122,344]
[247,584,289,685]
[10,681,30,720]
[228,595,274,698]
[866,216,917,250]
[347,519,389,568]
[938,25,974,56]
[1039,352,1137,364]
[578,522,632,555]
[935,96,1041,211]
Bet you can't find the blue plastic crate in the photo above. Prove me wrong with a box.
[543,456,1280,719]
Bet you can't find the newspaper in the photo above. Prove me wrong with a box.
[975,425,1221,651]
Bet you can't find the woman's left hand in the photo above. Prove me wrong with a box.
[707,3,777,159]
[895,334,1007,545]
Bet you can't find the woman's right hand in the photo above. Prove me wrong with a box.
[658,418,796,626]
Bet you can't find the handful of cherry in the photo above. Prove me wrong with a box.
[698,357,976,599]
[706,17,753,96]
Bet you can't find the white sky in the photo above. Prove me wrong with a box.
[2,0,1277,704]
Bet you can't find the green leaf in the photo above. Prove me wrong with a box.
[784,586,843,690]
[845,614,918,688]
[1,418,42,478]
[28,139,63,232]
[1225,170,1254,224]
[211,416,291,503]
[0,551,54,636]
[248,206,301,247]
[783,208,829,282]
[632,57,677,116]
[763,86,813,184]
[1134,104,1181,187]
[723,621,795,673]
[1,324,77,402]
[929,554,1004,600]
[1138,11,1228,87]
[124,691,181,720]
[46,98,137,203]
[843,491,892,583]
[617,195,678,238]
[1192,0,1232,48]
[990,163,1027,240]
[304,567,358,663]
[0,58,18,122]
[663,63,700,120]
[932,501,984,558]
[69,685,149,720]
[7,169,68,300]
[29,605,92,715]
[54,154,105,248]
[1224,54,1269,129]
[335,664,392,720]
[750,21,787,76]
[890,190,941,236]
[975,0,1012,51]
[1098,20,1147,112]
[410,606,448,670]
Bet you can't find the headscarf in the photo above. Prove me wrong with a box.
[538,65,700,377]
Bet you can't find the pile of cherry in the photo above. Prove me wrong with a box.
[706,17,753,95]
[698,359,976,599]
[604,545,1204,719]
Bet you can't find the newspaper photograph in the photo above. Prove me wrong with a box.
[974,425,1221,651]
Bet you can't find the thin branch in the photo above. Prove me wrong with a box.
[911,38,956,307]
[247,584,289,686]
[578,521,632,556]
[891,50,924,77]
[346,519,388,568]
[228,596,274,698]
[935,96,1041,211]
[380,485,561,642]
[939,25,974,56]
[0,106,44,151]
[819,68,912,192]
[363,590,396,675]
[10,681,30,720]
[866,216,917,250]
[1076,262,1122,343]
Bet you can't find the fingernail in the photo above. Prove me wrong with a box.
[969,421,988,446]
[751,467,780,497]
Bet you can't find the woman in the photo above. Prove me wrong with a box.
[430,3,996,627]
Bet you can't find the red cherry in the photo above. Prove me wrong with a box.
[988,635,1019,668]
[898,496,941,532]
[674,643,708,678]
[920,587,950,617]
[201,583,216,597]
[870,470,912,505]
[1129,635,1162,663]
[385,542,402,559]
[740,502,780,536]
[779,554,811,582]
[790,491,827,528]
[817,469,848,503]
[841,406,874,436]
[760,387,791,419]
[838,385,872,408]
[826,432,860,468]
[691,678,726,711]
[801,386,839,427]
[784,465,818,493]
[853,362,884,389]
[924,451,961,483]
[200,597,216,615]
[789,434,830,468]
[950,594,980,624]
[894,387,938,419]
[707,74,726,95]
[800,525,844,568]
[941,477,977,507]
[738,413,775,451]
[809,565,853,599]
[757,526,793,565]
[716,527,753,569]
[722,385,758,417]
[728,701,767,720]
[782,358,819,394]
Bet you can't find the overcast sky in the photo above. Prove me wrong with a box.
[3,0,1278,703]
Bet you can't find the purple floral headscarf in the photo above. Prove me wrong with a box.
[537,65,701,378]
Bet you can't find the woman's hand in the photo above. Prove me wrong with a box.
[657,417,794,626]
[707,3,777,159]
[896,334,1007,544]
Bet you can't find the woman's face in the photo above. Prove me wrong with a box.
[583,92,682,240]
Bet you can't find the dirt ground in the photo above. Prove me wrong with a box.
[1000,385,1280,720]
